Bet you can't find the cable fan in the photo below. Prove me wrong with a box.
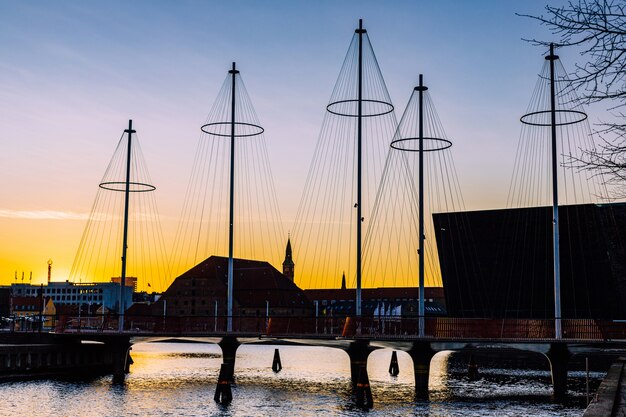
[363,75,475,331]
[169,62,284,286]
[292,20,397,308]
[70,120,169,308]
[499,44,612,334]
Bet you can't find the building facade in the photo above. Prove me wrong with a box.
[128,255,312,319]
[10,281,132,313]
[304,287,447,318]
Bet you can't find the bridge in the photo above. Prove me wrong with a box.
[37,21,624,410]
[27,314,625,405]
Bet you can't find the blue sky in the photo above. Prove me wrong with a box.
[0,0,589,283]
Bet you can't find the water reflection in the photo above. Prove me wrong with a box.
[0,342,602,416]
[429,350,452,396]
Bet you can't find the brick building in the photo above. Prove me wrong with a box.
[131,255,312,318]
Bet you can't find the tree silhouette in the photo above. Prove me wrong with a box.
[520,0,626,197]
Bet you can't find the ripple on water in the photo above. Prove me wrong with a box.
[0,343,600,416]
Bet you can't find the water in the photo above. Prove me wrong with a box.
[0,342,603,416]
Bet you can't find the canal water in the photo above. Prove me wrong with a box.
[0,342,604,416]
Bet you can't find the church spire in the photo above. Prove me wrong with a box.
[341,271,346,290]
[282,236,295,281]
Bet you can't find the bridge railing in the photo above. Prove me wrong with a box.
[9,314,623,341]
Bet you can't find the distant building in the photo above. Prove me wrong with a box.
[304,287,447,318]
[282,238,294,282]
[0,287,10,318]
[11,296,56,328]
[10,281,132,313]
[128,256,312,318]
[110,276,138,292]
[132,291,161,303]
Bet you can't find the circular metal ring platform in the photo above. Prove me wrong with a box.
[390,137,452,152]
[99,181,156,192]
[520,109,587,126]
[326,99,394,117]
[201,121,264,137]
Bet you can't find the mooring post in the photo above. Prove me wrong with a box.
[546,342,571,402]
[389,350,400,376]
[407,341,435,400]
[272,348,282,373]
[467,354,479,381]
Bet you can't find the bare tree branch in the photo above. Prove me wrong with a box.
[520,0,626,198]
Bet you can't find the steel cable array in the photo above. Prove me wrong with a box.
[169,66,284,281]
[499,49,611,320]
[70,126,169,293]
[363,78,469,290]
[292,22,397,290]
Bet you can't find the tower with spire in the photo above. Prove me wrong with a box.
[282,237,294,281]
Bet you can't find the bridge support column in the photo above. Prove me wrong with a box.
[345,340,373,387]
[345,340,374,408]
[110,338,132,383]
[214,336,240,404]
[214,363,234,404]
[218,337,240,383]
[407,342,435,400]
[546,342,570,403]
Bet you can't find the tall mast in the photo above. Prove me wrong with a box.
[119,119,134,332]
[547,44,561,339]
[227,62,238,333]
[355,19,365,318]
[417,75,427,337]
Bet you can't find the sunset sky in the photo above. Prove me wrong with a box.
[0,0,607,290]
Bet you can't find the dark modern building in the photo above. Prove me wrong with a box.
[0,287,10,318]
[433,202,626,319]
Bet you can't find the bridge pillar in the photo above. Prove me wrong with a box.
[110,338,132,383]
[214,336,240,404]
[546,342,571,402]
[345,340,375,408]
[345,340,374,388]
[407,341,435,400]
[214,363,234,404]
[218,337,240,383]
